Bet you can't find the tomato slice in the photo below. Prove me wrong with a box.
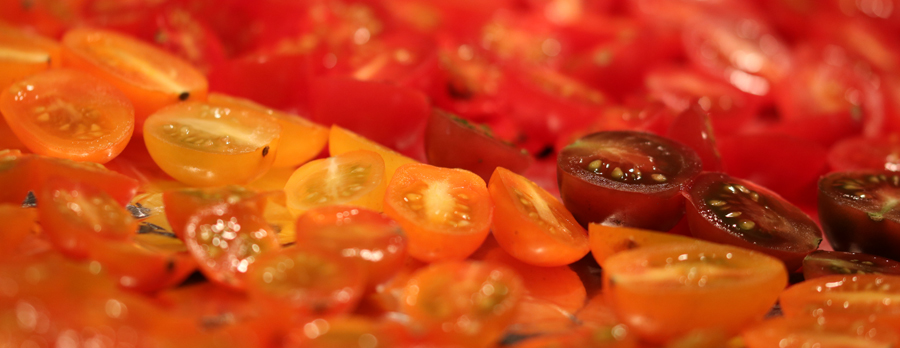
[742,316,900,348]
[803,250,900,280]
[61,27,208,132]
[557,130,702,231]
[0,69,135,163]
[284,150,386,215]
[208,93,327,168]
[489,166,589,266]
[603,243,788,344]
[780,274,900,326]
[246,246,365,319]
[383,163,492,262]
[0,23,60,91]
[143,101,281,186]
[425,108,531,181]
[588,223,703,266]
[818,171,900,261]
[400,261,524,348]
[37,177,138,259]
[294,205,407,288]
[685,172,823,271]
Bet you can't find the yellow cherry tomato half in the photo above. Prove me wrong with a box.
[284,149,386,215]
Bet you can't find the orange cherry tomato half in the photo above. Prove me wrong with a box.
[780,274,900,326]
[284,150,386,215]
[0,23,61,90]
[383,163,492,262]
[208,93,328,168]
[294,205,407,288]
[401,261,525,348]
[588,223,703,266]
[143,101,281,186]
[742,316,900,348]
[61,27,208,132]
[488,166,589,267]
[0,204,37,256]
[0,69,135,163]
[602,243,787,344]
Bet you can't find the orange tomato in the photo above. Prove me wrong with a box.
[780,274,900,326]
[384,163,492,262]
[284,150,387,214]
[588,223,703,266]
[488,166,589,267]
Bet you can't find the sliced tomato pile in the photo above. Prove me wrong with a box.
[6,0,900,346]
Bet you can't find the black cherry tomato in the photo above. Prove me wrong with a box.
[818,170,900,261]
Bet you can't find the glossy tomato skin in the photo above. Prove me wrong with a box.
[425,108,531,181]
[818,170,900,261]
[828,135,900,172]
[557,131,702,231]
[742,316,900,348]
[685,172,823,271]
[803,250,900,280]
[665,102,723,172]
[780,274,900,325]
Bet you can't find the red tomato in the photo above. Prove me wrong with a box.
[489,166,590,267]
[827,135,900,172]
[743,316,900,348]
[557,131,702,231]
[666,102,723,171]
[684,172,823,272]
[31,155,141,206]
[208,53,315,114]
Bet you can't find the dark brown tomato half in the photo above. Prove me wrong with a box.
[802,250,900,280]
[557,130,702,231]
[685,172,822,272]
[424,108,531,182]
[818,171,900,261]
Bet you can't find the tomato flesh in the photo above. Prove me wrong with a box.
[819,171,900,261]
[803,250,900,280]
[780,274,900,326]
[557,130,702,231]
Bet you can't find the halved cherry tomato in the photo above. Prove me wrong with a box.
[329,125,418,181]
[90,235,197,293]
[828,135,900,172]
[143,101,281,186]
[283,316,408,348]
[425,108,531,181]
[803,250,900,280]
[685,172,823,272]
[818,171,900,260]
[603,243,787,344]
[383,163,491,262]
[588,223,702,266]
[31,155,140,206]
[208,93,327,168]
[0,23,61,90]
[0,69,134,163]
[742,316,900,348]
[0,204,37,256]
[0,151,34,205]
[557,130,702,231]
[61,27,208,132]
[780,274,900,326]
[294,205,407,288]
[37,177,137,259]
[489,166,589,266]
[666,102,723,171]
[246,246,365,320]
[284,150,386,215]
[401,261,524,348]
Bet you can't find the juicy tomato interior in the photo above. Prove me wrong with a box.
[284,150,386,214]
[803,250,900,280]
[818,171,900,261]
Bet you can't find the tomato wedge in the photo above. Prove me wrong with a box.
[489,166,589,266]
[61,27,208,132]
[143,101,281,186]
[383,163,492,262]
[0,69,135,163]
[603,243,787,344]
[284,150,386,215]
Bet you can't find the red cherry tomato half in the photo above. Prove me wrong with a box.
[685,172,823,272]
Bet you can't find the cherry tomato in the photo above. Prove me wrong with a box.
[588,223,703,266]
[803,250,900,280]
[283,316,407,348]
[208,52,314,114]
[143,101,281,186]
[603,243,787,344]
[208,93,327,168]
[425,108,532,181]
[780,274,900,326]
[294,205,407,287]
[666,102,723,172]
[383,163,491,262]
[400,261,524,348]
[0,204,38,256]
[489,166,589,266]
[557,130,702,231]
[0,69,135,163]
[90,235,197,293]
[818,171,900,261]
[31,155,141,206]
[0,23,60,91]
[284,150,386,215]
[329,125,418,181]
[828,135,900,172]
[61,27,208,132]
[246,246,365,319]
[742,316,900,348]
[685,172,823,271]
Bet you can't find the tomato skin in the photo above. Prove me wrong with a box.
[0,69,135,163]
[685,172,823,272]
[383,163,492,262]
[310,76,430,155]
[666,103,723,172]
[818,170,900,261]
[32,155,140,206]
[424,108,532,181]
[803,250,900,280]
[489,167,589,267]
[557,131,703,231]
[828,135,900,172]
[588,223,702,266]
[208,53,314,114]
